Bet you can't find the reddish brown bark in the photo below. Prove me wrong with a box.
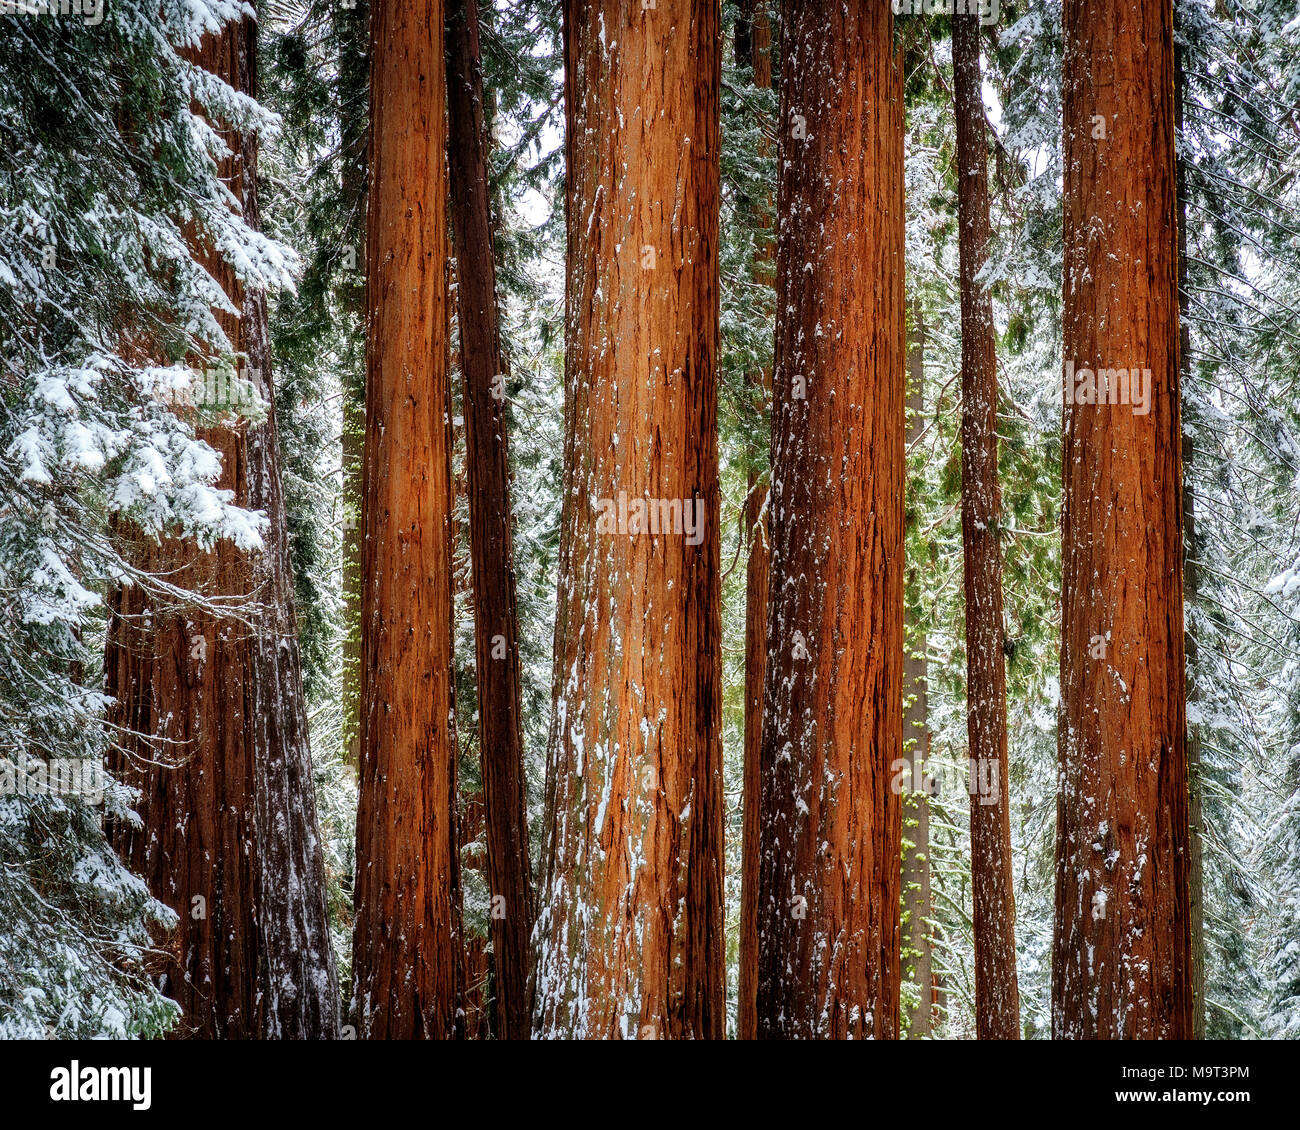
[533,0,723,1040]
[446,0,535,1042]
[1054,0,1192,1039]
[107,492,259,1038]
[350,0,464,1040]
[755,0,905,1040]
[953,12,1020,1041]
[736,0,773,1044]
[107,14,340,1039]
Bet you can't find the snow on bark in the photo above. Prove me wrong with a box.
[108,12,341,1039]
[1054,0,1192,1040]
[755,0,905,1040]
[533,0,724,1040]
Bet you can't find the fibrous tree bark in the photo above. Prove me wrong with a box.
[351,0,464,1039]
[953,11,1020,1040]
[736,0,774,1044]
[107,12,341,1039]
[107,474,260,1038]
[755,0,905,1040]
[533,0,723,1040]
[446,0,535,1043]
[1055,0,1192,1039]
[243,294,343,1041]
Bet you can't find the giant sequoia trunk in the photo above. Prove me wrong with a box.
[107,13,341,1039]
[1054,0,1192,1039]
[953,12,1020,1040]
[736,0,773,1044]
[755,0,905,1040]
[446,0,534,1041]
[106,470,260,1039]
[350,0,463,1039]
[533,0,723,1040]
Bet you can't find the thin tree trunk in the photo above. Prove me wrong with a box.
[533,0,723,1040]
[953,11,1020,1041]
[446,0,534,1042]
[459,792,494,1040]
[1174,26,1206,1041]
[736,0,773,1044]
[351,0,463,1040]
[755,0,905,1040]
[338,2,368,768]
[902,306,933,1039]
[1183,353,1205,1042]
[1054,0,1192,1039]
[340,399,363,767]
[107,12,341,1039]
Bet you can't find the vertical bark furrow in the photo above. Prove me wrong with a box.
[756,0,905,1041]
[534,0,723,1040]
[108,14,341,1039]
[1054,0,1191,1040]
[351,0,464,1040]
[447,0,535,1042]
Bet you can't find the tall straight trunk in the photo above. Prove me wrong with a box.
[107,12,341,1039]
[446,0,534,1043]
[736,0,773,1044]
[1174,29,1206,1041]
[953,12,1020,1040]
[1055,0,1192,1039]
[902,306,933,1039]
[1182,338,1205,1043]
[338,2,369,768]
[340,399,363,767]
[351,0,463,1039]
[534,0,723,1040]
[756,0,905,1040]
